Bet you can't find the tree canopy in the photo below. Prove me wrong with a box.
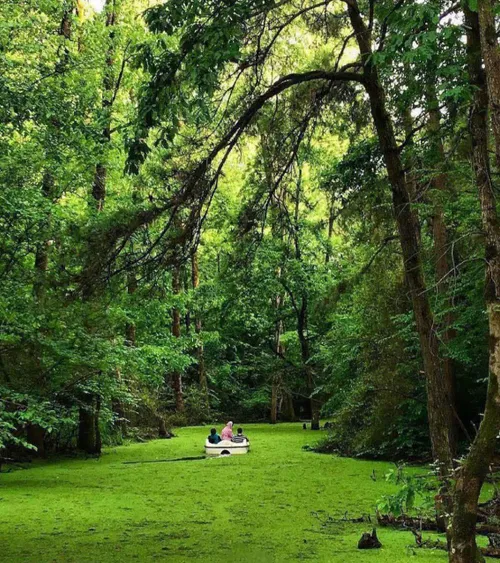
[2,1,500,559]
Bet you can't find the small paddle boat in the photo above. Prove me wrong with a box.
[204,439,250,456]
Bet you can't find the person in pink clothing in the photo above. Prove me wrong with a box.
[221,421,233,441]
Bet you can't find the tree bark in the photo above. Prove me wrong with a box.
[171,262,184,412]
[270,377,279,425]
[478,0,500,170]
[425,74,457,455]
[297,293,319,429]
[80,1,120,449]
[281,390,296,422]
[91,0,118,211]
[111,273,137,436]
[33,172,55,303]
[191,251,209,410]
[325,197,335,264]
[271,284,285,424]
[448,6,500,562]
[26,424,46,457]
[291,169,320,429]
[125,272,137,347]
[346,0,455,473]
[78,394,101,455]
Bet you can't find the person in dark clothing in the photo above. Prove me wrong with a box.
[208,428,221,444]
[231,428,248,443]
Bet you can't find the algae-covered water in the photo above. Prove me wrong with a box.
[0,423,448,562]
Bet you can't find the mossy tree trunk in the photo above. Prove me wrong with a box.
[448,5,500,561]
[425,75,458,457]
[346,0,455,473]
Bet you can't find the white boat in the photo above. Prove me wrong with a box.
[204,439,250,456]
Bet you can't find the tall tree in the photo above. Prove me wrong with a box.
[171,260,184,413]
[448,4,500,561]
[344,0,455,473]
[191,251,209,411]
[78,0,121,454]
[92,0,120,210]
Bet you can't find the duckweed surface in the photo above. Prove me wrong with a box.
[1,424,450,562]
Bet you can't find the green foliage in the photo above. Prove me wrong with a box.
[376,465,436,518]
[128,0,272,171]
[0,387,74,452]
[0,0,493,466]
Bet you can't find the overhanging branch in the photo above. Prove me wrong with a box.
[79,68,365,294]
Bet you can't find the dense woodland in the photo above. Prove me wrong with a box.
[2,0,500,560]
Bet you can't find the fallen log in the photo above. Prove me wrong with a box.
[378,512,500,537]
[479,495,500,522]
[377,513,438,531]
[477,524,500,536]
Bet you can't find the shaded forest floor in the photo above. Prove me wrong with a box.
[0,423,454,562]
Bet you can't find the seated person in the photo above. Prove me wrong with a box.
[207,428,221,444]
[221,421,233,441]
[231,427,248,443]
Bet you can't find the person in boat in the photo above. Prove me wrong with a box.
[231,427,248,443]
[221,421,234,441]
[208,428,221,444]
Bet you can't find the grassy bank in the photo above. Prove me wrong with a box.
[0,423,447,562]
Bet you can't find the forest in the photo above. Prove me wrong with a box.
[2,0,500,561]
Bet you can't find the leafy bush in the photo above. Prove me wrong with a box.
[0,387,75,454]
[376,465,436,517]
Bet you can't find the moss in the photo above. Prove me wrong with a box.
[1,424,448,562]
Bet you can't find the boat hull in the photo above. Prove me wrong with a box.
[204,439,249,455]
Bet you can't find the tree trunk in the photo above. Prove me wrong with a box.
[270,377,279,424]
[33,172,55,303]
[91,0,117,211]
[290,171,320,429]
[34,2,71,302]
[448,6,500,561]
[125,272,137,346]
[272,263,285,424]
[171,263,184,412]
[325,198,335,264]
[77,394,101,454]
[191,251,208,410]
[81,1,120,448]
[158,416,168,437]
[112,370,127,437]
[26,424,46,457]
[346,0,454,473]
[478,0,500,170]
[281,391,296,422]
[425,75,458,454]
[297,294,319,429]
